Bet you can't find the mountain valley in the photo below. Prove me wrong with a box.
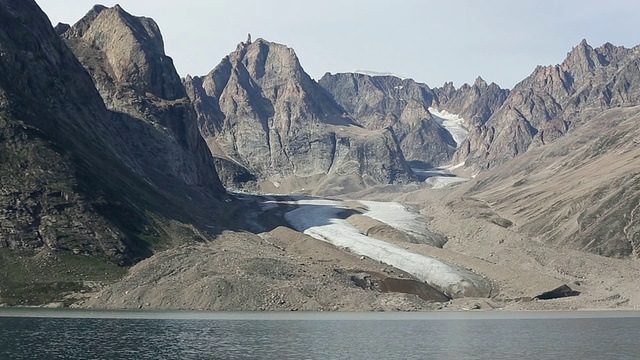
[1,1,639,312]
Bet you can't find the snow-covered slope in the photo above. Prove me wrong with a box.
[428,107,469,146]
[281,198,491,298]
[352,69,407,79]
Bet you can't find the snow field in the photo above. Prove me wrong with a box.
[281,198,489,298]
[428,107,469,146]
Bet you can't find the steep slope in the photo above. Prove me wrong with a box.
[319,73,455,167]
[432,76,509,127]
[455,40,640,170]
[0,1,224,305]
[184,38,413,194]
[61,5,224,198]
[455,105,640,258]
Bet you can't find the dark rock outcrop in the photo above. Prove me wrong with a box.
[0,1,223,266]
[535,285,580,300]
[185,39,413,193]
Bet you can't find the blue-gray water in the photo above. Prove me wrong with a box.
[1,309,639,359]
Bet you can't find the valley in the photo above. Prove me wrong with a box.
[1,1,640,313]
[72,185,640,311]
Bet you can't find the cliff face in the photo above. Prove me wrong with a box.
[0,1,148,264]
[61,5,224,197]
[319,73,455,167]
[432,77,510,127]
[185,39,413,194]
[0,1,231,272]
[454,40,640,170]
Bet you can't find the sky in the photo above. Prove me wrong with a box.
[37,0,640,89]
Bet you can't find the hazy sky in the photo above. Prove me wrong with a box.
[37,0,640,89]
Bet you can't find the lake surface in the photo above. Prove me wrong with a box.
[1,309,639,359]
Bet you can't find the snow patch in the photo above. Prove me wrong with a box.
[444,162,465,171]
[281,198,489,297]
[353,69,407,79]
[425,176,469,189]
[428,107,468,147]
[359,201,432,243]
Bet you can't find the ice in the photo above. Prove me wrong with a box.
[359,201,431,241]
[444,162,465,171]
[353,69,407,79]
[410,166,469,187]
[281,198,490,298]
[428,107,468,146]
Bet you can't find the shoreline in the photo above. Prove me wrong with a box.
[2,307,640,320]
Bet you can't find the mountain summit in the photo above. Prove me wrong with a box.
[185,38,413,194]
[454,39,640,170]
[61,5,224,196]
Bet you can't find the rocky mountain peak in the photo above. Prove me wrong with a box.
[454,38,640,172]
[231,37,306,84]
[53,22,70,35]
[63,4,182,100]
[318,72,457,167]
[0,0,206,264]
[562,38,598,73]
[185,38,413,193]
[63,4,225,195]
[432,76,509,127]
[473,76,488,88]
[441,81,456,93]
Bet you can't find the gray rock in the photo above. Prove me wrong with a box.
[185,39,414,193]
[456,40,640,171]
[62,5,225,196]
[432,76,509,127]
[0,1,224,266]
[319,72,456,167]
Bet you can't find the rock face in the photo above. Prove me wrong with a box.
[61,5,224,197]
[0,1,223,265]
[454,40,640,171]
[0,1,142,263]
[319,73,456,167]
[184,39,413,193]
[432,76,510,127]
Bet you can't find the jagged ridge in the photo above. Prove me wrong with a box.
[185,38,413,194]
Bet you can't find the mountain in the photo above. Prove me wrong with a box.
[60,5,224,198]
[184,38,413,195]
[454,40,640,171]
[319,73,455,167]
[0,1,227,305]
[457,104,640,258]
[432,76,510,128]
[445,42,640,258]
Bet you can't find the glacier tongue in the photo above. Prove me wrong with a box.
[428,107,468,147]
[280,198,491,298]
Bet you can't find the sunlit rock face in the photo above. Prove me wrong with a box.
[185,39,414,193]
[62,5,225,195]
[453,40,640,171]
